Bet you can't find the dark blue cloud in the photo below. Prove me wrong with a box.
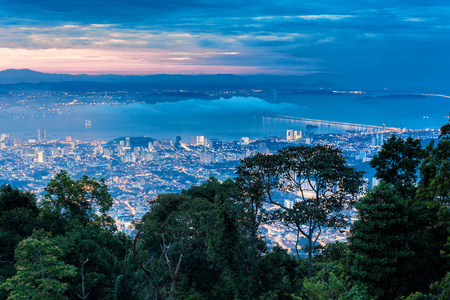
[0,0,449,91]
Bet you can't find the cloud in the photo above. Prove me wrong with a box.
[65,96,304,131]
[0,47,275,75]
[80,96,303,119]
[253,15,355,21]
[0,0,449,89]
[167,96,302,116]
[404,17,427,22]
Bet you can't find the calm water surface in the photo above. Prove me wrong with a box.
[0,94,447,141]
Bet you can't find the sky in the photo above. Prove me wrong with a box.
[0,0,449,89]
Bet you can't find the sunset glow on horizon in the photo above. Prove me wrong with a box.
[0,1,448,84]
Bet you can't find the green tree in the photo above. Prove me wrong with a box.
[351,123,449,298]
[299,270,370,300]
[402,272,450,300]
[0,185,40,299]
[236,153,275,243]
[1,230,76,300]
[209,195,250,299]
[40,170,115,233]
[419,138,450,205]
[257,246,304,299]
[136,184,219,299]
[413,124,450,290]
[136,178,268,299]
[349,183,414,299]
[238,145,364,279]
[438,114,450,139]
[370,135,424,198]
[39,171,128,300]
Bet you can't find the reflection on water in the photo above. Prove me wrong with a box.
[0,94,447,141]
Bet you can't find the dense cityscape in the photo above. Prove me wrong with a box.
[0,113,440,251]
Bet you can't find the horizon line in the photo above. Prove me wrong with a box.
[0,68,327,77]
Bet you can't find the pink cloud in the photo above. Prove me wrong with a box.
[0,47,302,75]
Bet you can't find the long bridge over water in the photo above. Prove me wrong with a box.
[265,115,401,132]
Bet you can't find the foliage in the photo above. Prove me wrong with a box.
[0,172,129,300]
[1,230,77,300]
[402,272,450,300]
[40,170,115,233]
[419,138,450,205]
[349,183,414,299]
[135,180,224,299]
[257,246,304,299]
[370,135,424,197]
[0,185,40,299]
[136,178,274,299]
[238,145,364,278]
[299,270,370,300]
[438,114,450,139]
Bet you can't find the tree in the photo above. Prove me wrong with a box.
[38,171,128,300]
[235,154,273,248]
[136,188,218,299]
[1,230,76,300]
[438,114,450,139]
[40,170,115,233]
[0,185,40,299]
[351,123,450,299]
[238,145,364,279]
[402,272,450,300]
[349,183,414,299]
[299,270,370,300]
[419,138,450,205]
[257,246,304,299]
[136,178,268,299]
[370,135,424,198]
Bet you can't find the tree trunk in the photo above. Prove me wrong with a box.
[308,236,313,279]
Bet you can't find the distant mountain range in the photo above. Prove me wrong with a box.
[0,69,337,91]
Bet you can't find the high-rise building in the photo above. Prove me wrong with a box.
[37,129,41,142]
[37,151,45,163]
[66,136,73,142]
[125,137,131,148]
[376,132,384,146]
[286,130,302,141]
[175,136,182,148]
[286,130,293,141]
[191,136,205,146]
[43,129,46,140]
[241,137,250,144]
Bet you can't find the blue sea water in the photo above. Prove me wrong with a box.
[0,93,447,141]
